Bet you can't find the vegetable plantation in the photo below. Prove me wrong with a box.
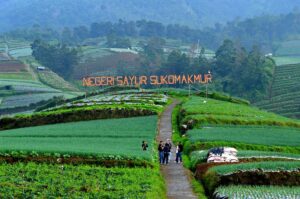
[0,162,165,198]
[0,60,27,72]
[0,116,157,160]
[214,185,300,199]
[255,63,300,119]
[273,56,300,65]
[1,93,70,109]
[208,161,300,175]
[178,96,300,198]
[0,76,79,111]
[181,97,300,127]
[190,150,300,166]
[275,39,300,57]
[188,126,300,147]
[9,47,32,58]
[37,70,79,92]
[45,92,168,113]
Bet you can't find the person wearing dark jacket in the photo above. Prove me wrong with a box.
[163,143,170,164]
[158,141,164,164]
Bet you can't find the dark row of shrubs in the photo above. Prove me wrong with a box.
[0,108,155,131]
[0,155,153,168]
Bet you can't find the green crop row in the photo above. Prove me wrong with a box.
[37,70,79,92]
[0,162,165,198]
[189,141,300,155]
[183,114,300,128]
[181,97,300,127]
[0,106,156,130]
[0,116,157,161]
[214,185,300,199]
[187,125,300,147]
[209,161,300,175]
[183,97,293,119]
[255,63,300,119]
[177,95,300,198]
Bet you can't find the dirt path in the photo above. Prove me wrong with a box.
[158,100,198,199]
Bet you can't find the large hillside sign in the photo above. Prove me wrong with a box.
[82,74,212,87]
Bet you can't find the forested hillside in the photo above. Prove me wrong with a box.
[0,0,299,32]
[4,12,300,52]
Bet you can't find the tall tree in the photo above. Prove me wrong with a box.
[163,50,190,74]
[31,40,80,79]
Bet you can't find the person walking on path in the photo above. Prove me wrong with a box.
[158,141,164,164]
[158,100,198,198]
[142,140,148,151]
[176,142,184,163]
[166,139,172,161]
[163,142,171,164]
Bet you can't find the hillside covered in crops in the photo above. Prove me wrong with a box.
[171,95,300,198]
[0,0,300,198]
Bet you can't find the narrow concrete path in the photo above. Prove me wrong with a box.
[158,100,198,199]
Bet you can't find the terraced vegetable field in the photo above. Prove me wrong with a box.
[0,162,164,198]
[0,116,157,160]
[275,40,300,56]
[178,95,300,198]
[0,53,9,61]
[0,93,72,109]
[46,92,168,113]
[81,45,113,61]
[181,96,300,127]
[273,56,300,65]
[188,126,300,147]
[208,161,300,175]
[0,72,33,80]
[37,70,79,91]
[0,73,79,110]
[202,161,300,194]
[0,60,28,73]
[214,185,300,199]
[8,47,32,58]
[191,150,300,166]
[255,63,300,119]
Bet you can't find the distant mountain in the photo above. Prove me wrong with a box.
[0,0,300,32]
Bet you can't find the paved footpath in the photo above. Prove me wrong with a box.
[158,100,198,199]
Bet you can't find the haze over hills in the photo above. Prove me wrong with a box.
[0,0,300,31]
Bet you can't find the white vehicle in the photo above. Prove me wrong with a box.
[207,147,239,163]
[37,66,46,70]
